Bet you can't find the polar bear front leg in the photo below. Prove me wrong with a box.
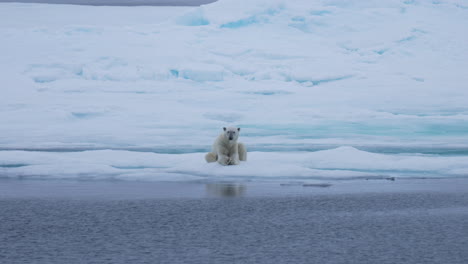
[229,152,240,165]
[217,153,230,166]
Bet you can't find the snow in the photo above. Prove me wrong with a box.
[1,0,468,182]
[2,147,468,182]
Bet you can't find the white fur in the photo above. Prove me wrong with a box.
[205,127,247,165]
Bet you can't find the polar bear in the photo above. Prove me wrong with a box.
[205,127,247,165]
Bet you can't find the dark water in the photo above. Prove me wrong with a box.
[1,181,468,264]
[0,0,216,6]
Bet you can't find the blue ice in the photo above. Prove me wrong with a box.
[176,10,209,26]
[221,16,259,29]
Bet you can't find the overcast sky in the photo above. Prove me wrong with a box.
[0,0,216,6]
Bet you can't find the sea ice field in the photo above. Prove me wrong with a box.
[1,0,468,182]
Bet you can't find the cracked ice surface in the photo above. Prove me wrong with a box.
[1,0,468,181]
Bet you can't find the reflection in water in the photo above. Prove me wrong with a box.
[206,183,246,197]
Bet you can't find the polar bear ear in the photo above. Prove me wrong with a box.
[223,127,226,131]
[237,128,240,131]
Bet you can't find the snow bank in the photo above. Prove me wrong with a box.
[1,147,468,182]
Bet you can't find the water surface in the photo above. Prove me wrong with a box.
[0,0,216,6]
[1,179,468,263]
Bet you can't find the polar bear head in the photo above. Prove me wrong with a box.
[223,127,240,141]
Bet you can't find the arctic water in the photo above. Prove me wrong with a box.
[1,0,468,182]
